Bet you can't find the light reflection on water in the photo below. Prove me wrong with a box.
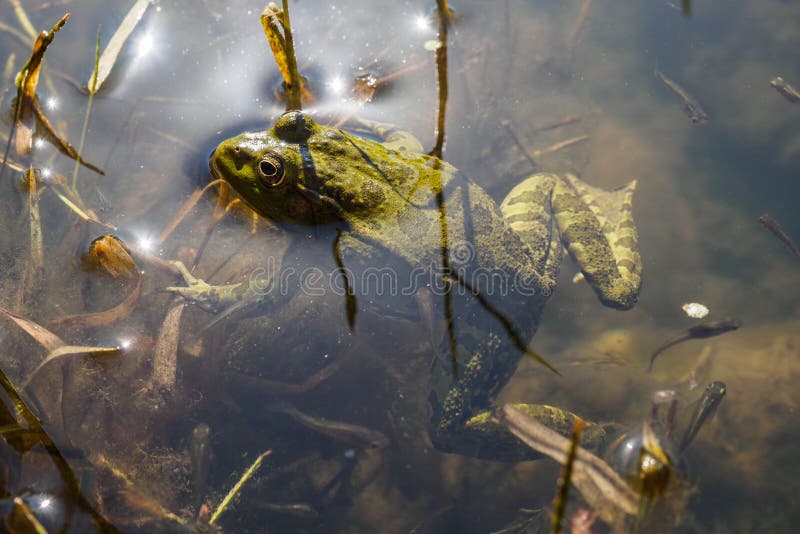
[0,0,799,531]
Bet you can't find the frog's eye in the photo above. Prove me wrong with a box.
[257,154,285,187]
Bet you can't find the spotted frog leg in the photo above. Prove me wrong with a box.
[428,172,640,461]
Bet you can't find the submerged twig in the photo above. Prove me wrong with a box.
[551,418,584,533]
[429,0,450,159]
[531,135,590,158]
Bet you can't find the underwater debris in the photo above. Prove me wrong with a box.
[655,69,709,124]
[681,302,709,319]
[648,319,741,372]
[770,76,800,104]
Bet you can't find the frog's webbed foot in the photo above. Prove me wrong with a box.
[431,403,608,462]
[553,174,641,310]
[345,117,424,153]
[164,260,249,313]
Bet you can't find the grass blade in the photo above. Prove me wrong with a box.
[0,305,64,352]
[23,345,121,389]
[210,449,272,525]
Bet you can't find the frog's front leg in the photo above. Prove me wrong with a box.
[165,260,283,315]
[345,117,424,153]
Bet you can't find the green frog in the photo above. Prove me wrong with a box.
[169,110,642,461]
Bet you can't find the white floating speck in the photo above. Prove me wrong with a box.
[682,302,709,319]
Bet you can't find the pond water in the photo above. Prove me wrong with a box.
[1,0,799,532]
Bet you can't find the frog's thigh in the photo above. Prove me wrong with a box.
[352,117,424,153]
[499,173,562,274]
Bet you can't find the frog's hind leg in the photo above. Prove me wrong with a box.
[344,117,424,153]
[499,172,564,278]
[552,174,641,310]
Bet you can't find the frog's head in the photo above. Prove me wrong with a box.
[210,111,391,226]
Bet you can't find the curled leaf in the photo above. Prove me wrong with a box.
[82,234,138,279]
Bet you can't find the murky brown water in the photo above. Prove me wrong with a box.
[1,0,799,532]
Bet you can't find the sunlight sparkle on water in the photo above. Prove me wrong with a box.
[118,338,133,350]
[413,13,431,32]
[45,97,58,110]
[135,233,155,253]
[40,167,51,178]
[135,32,156,59]
[326,75,346,96]
[33,137,45,150]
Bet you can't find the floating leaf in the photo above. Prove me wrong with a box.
[87,0,152,94]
